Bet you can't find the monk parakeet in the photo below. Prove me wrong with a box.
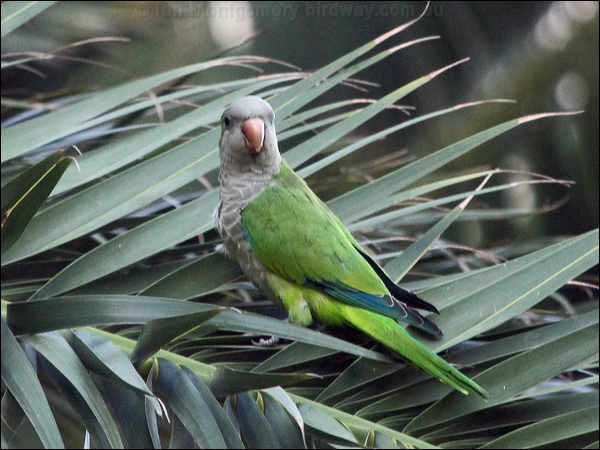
[216,96,487,398]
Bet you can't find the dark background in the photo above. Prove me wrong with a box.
[3,1,598,245]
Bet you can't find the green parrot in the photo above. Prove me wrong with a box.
[216,96,487,399]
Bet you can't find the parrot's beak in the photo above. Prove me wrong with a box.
[241,118,265,155]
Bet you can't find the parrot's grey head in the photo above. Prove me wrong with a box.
[219,96,281,177]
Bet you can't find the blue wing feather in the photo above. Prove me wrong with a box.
[306,280,442,337]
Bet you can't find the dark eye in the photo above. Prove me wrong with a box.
[223,115,230,127]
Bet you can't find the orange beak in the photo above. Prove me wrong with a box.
[241,117,265,155]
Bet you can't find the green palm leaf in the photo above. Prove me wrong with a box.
[2,4,596,448]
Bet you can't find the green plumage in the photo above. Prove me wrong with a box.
[217,96,487,399]
[242,163,384,293]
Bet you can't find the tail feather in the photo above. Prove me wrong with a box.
[344,307,488,399]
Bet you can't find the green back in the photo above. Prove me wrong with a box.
[241,162,388,295]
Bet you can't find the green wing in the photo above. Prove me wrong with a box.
[241,163,440,335]
[242,163,383,290]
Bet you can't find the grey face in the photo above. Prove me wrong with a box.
[219,96,280,177]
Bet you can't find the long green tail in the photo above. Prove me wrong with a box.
[344,307,488,399]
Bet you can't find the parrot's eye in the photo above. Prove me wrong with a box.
[223,115,231,127]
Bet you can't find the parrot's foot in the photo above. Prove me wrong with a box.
[252,335,281,347]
